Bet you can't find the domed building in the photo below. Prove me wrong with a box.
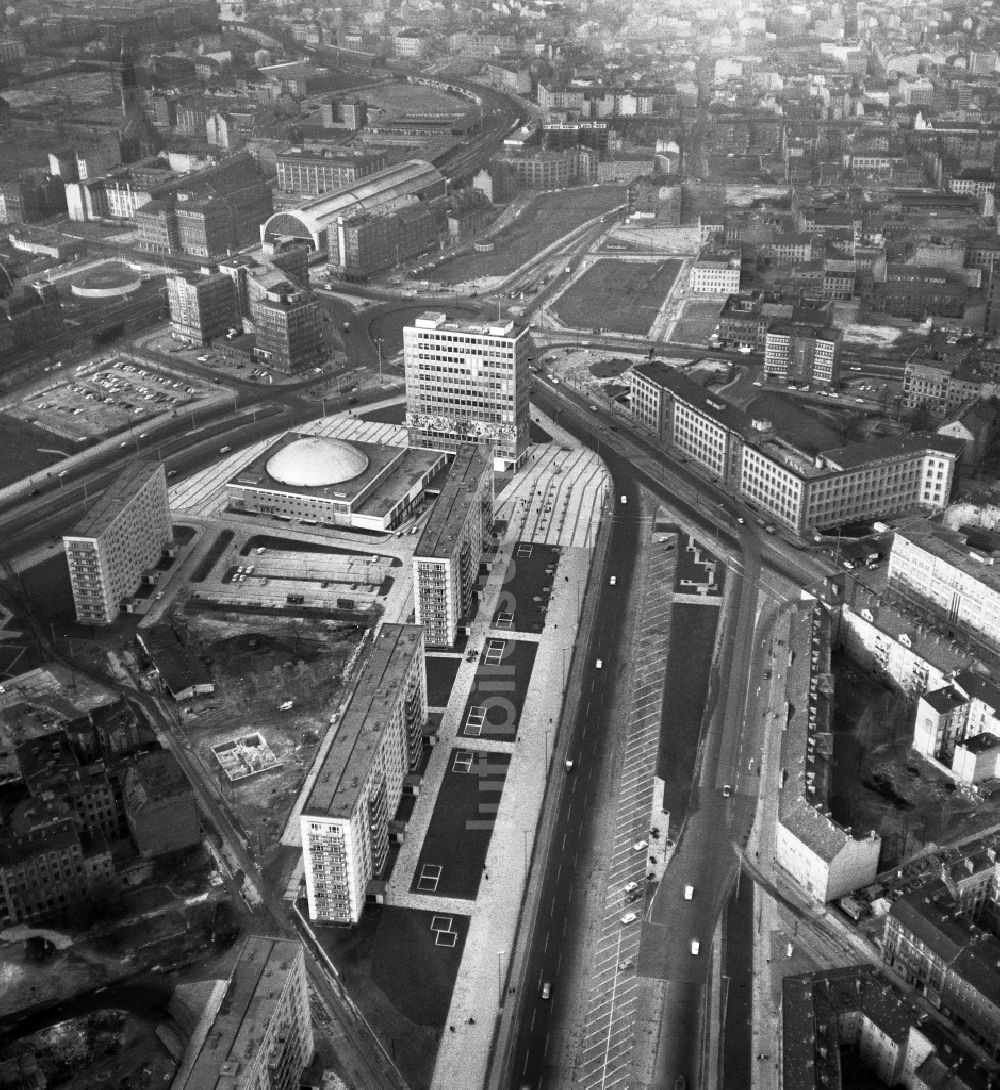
[225,431,447,532]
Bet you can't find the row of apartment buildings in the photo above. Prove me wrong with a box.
[627,362,961,534]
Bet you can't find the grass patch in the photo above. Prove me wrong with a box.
[491,541,562,634]
[371,906,469,1026]
[426,655,461,707]
[553,259,681,336]
[411,749,510,899]
[191,530,234,583]
[19,551,74,623]
[459,641,537,741]
[0,413,72,487]
[659,603,722,824]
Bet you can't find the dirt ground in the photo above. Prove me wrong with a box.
[173,612,365,852]
[830,652,997,869]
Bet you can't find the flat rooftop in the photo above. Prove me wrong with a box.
[410,310,525,339]
[65,460,163,540]
[415,444,491,560]
[302,623,423,821]
[177,936,302,1088]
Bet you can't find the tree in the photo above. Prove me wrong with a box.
[24,935,55,963]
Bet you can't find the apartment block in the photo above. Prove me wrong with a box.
[835,584,968,699]
[773,600,881,902]
[883,879,1000,1056]
[300,624,427,924]
[888,529,1000,655]
[0,797,114,927]
[122,750,200,858]
[690,249,742,294]
[250,281,324,374]
[903,356,999,418]
[763,321,843,388]
[63,462,171,625]
[404,311,532,471]
[275,146,389,196]
[413,444,494,647]
[167,271,239,343]
[174,936,314,1089]
[783,965,989,1090]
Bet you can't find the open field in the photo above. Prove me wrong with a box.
[411,749,511,899]
[552,259,682,336]
[670,299,724,345]
[426,187,627,285]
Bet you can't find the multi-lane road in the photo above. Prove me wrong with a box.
[495,377,833,1089]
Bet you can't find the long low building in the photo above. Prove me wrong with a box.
[774,599,881,903]
[628,362,962,534]
[260,158,446,254]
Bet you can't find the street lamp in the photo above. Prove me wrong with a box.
[497,950,505,1007]
[375,338,384,385]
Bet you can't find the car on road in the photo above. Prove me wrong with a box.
[219,446,232,453]
[684,884,694,900]
[540,981,551,1000]
[723,784,732,798]
[609,575,616,586]
[632,839,648,852]
[620,912,639,925]
[764,524,777,534]
[595,658,603,669]
[620,495,627,504]
[197,355,209,362]
[690,940,700,955]
[736,516,745,524]
[589,404,598,411]
[565,759,575,771]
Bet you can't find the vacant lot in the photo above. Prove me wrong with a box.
[670,299,724,345]
[176,614,365,854]
[459,639,537,741]
[829,652,999,869]
[427,187,626,285]
[553,259,681,336]
[411,749,511,900]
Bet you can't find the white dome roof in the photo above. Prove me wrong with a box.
[267,436,369,487]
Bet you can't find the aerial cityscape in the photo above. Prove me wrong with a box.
[5,0,1000,1088]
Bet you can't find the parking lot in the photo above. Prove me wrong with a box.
[5,356,211,441]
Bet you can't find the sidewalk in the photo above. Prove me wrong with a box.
[379,429,608,1090]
